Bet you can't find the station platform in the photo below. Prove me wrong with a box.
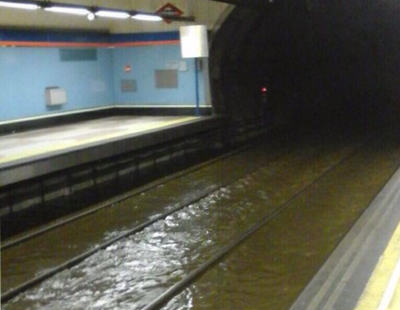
[290,168,400,310]
[0,115,220,187]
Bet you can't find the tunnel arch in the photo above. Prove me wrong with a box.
[209,0,400,129]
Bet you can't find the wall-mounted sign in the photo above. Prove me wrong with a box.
[124,65,132,73]
[156,3,183,24]
[180,25,209,58]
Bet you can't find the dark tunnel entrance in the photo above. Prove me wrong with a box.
[209,0,400,130]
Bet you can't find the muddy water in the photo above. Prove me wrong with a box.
[4,130,399,310]
[2,136,289,293]
[163,132,400,310]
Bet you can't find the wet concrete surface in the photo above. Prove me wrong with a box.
[3,128,400,309]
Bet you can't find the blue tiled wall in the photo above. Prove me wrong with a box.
[112,45,205,106]
[0,47,114,121]
[0,38,206,122]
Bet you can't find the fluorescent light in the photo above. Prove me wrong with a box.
[44,6,90,16]
[95,10,130,19]
[87,12,95,21]
[0,1,39,10]
[132,13,163,22]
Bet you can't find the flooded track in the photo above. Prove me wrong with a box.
[3,129,400,310]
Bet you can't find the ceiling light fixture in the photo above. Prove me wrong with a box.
[44,6,90,16]
[87,12,95,21]
[0,1,39,10]
[0,1,194,22]
[132,13,163,22]
[95,10,130,19]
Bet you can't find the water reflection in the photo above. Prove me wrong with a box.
[6,188,233,309]
[162,133,400,310]
[5,131,379,310]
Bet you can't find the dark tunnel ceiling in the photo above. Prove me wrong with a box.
[209,0,400,129]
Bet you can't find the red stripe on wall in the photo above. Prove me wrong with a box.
[0,40,180,48]
[0,41,110,47]
[112,40,180,47]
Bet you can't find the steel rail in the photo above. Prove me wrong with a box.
[141,137,372,310]
[2,133,274,303]
[0,186,219,303]
[2,130,363,305]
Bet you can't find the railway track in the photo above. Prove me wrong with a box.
[2,136,276,303]
[2,139,261,251]
[2,135,369,306]
[142,137,372,310]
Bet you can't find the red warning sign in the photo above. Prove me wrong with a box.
[156,3,183,24]
[124,65,132,73]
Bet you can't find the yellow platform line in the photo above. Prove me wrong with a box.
[388,281,400,310]
[0,117,197,165]
[355,220,400,310]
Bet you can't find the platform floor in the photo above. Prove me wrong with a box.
[0,115,199,167]
[290,167,400,310]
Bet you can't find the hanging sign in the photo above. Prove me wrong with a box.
[156,3,183,24]
[180,25,209,58]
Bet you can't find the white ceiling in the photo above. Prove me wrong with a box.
[0,0,231,33]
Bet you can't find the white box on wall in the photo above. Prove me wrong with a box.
[45,87,67,106]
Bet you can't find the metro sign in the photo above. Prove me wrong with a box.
[156,3,183,24]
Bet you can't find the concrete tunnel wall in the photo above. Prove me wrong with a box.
[209,0,400,128]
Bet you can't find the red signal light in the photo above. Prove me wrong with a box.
[261,87,268,93]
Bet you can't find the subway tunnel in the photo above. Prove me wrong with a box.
[1,1,400,309]
[210,0,400,129]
